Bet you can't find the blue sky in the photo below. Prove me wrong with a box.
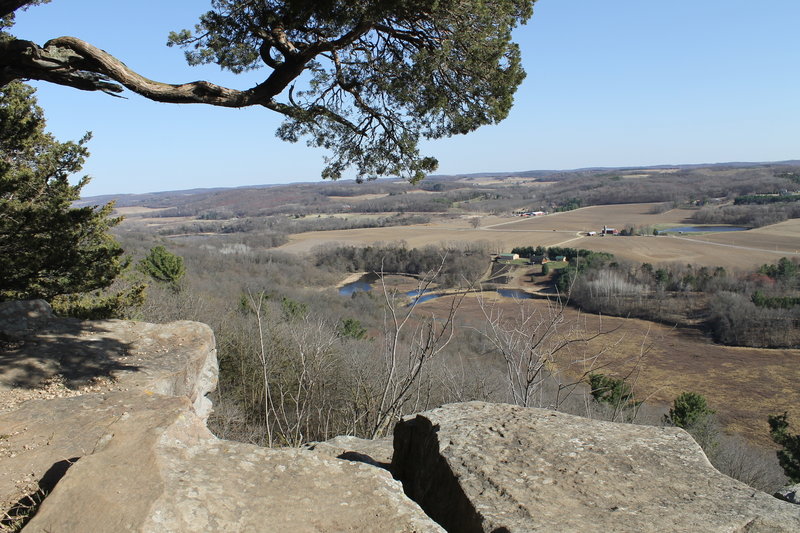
[12,0,800,196]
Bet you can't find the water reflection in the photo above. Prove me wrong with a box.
[496,289,534,299]
[340,277,537,303]
[408,292,444,305]
[338,273,379,296]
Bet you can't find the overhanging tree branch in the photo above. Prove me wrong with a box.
[0,0,535,181]
[0,0,38,19]
[1,37,267,106]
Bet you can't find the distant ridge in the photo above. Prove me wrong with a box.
[78,160,800,206]
[75,183,283,208]
[426,160,800,180]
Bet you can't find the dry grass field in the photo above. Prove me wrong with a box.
[113,206,172,216]
[279,202,798,271]
[569,235,795,271]
[490,203,695,231]
[452,176,555,186]
[419,293,799,448]
[278,224,583,254]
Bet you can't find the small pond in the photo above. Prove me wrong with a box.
[407,289,444,306]
[406,289,428,297]
[338,273,380,296]
[495,289,534,299]
[663,226,749,233]
[409,294,445,305]
[341,279,537,303]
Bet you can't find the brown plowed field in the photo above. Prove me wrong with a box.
[567,235,796,271]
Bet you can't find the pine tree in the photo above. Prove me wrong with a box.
[664,392,715,429]
[0,81,126,303]
[768,412,800,483]
[138,246,186,286]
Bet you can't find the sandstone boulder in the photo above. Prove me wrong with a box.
[0,300,54,337]
[0,300,218,419]
[305,435,394,468]
[1,301,219,519]
[18,393,441,533]
[775,483,800,505]
[1,302,441,532]
[392,402,800,532]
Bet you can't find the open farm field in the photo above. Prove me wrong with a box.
[113,206,173,216]
[489,203,695,232]
[454,176,555,186]
[278,203,688,254]
[419,293,800,448]
[278,221,578,254]
[686,218,800,254]
[568,235,792,271]
[326,193,389,202]
[301,212,395,220]
[122,215,198,228]
[279,202,798,271]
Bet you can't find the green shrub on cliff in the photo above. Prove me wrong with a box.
[0,81,135,316]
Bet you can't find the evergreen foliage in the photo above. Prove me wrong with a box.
[281,297,308,321]
[338,318,367,340]
[758,257,798,283]
[734,193,800,205]
[588,373,640,411]
[664,392,715,429]
[1,0,535,182]
[138,246,186,285]
[0,81,126,303]
[50,284,146,320]
[768,412,800,483]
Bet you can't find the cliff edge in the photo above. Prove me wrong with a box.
[0,301,440,532]
[1,300,797,532]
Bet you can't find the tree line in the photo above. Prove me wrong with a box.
[157,213,431,238]
[559,254,800,348]
[314,243,489,289]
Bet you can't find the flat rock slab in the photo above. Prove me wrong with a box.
[305,435,394,468]
[0,300,218,418]
[1,303,440,532]
[0,391,180,516]
[392,402,800,533]
[20,391,442,533]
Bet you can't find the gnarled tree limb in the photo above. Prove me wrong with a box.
[1,0,36,19]
[0,35,365,135]
[0,0,534,182]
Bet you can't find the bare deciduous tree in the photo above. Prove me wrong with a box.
[476,293,631,413]
[368,260,467,437]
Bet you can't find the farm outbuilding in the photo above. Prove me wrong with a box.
[496,253,520,261]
